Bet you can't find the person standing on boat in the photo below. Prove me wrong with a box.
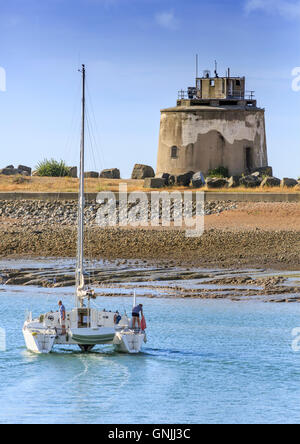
[58,301,66,335]
[132,304,143,330]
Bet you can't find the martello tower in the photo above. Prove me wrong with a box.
[156,64,268,177]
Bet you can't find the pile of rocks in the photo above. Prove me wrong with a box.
[0,199,238,227]
[149,166,300,190]
[0,165,32,176]
[82,168,121,179]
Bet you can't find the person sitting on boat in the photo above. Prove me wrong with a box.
[114,311,122,325]
[58,301,66,335]
[132,304,143,330]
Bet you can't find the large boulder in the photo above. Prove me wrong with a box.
[176,171,195,187]
[227,176,241,188]
[260,176,281,188]
[168,175,176,186]
[0,167,19,176]
[144,178,165,189]
[250,166,273,177]
[156,173,170,186]
[191,171,206,188]
[84,171,99,179]
[18,165,32,176]
[281,178,298,188]
[131,164,155,180]
[239,175,260,188]
[68,167,78,178]
[206,177,228,189]
[100,168,120,179]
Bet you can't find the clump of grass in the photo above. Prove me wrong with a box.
[12,176,31,185]
[208,166,229,178]
[35,159,70,177]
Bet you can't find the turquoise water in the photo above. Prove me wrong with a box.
[0,284,300,424]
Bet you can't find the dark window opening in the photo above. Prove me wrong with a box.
[236,80,241,86]
[245,147,252,171]
[171,146,178,159]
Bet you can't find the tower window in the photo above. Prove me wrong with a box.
[210,79,215,87]
[171,146,178,159]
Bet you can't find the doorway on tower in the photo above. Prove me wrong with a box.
[245,147,253,173]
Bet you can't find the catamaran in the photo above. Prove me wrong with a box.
[23,65,147,354]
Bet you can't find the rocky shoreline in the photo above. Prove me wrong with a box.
[1,262,299,303]
[0,199,237,226]
[0,199,300,271]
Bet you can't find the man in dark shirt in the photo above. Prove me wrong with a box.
[132,304,143,330]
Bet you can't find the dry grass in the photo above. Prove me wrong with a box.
[0,176,145,193]
[0,175,299,194]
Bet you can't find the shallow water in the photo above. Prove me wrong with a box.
[0,261,300,424]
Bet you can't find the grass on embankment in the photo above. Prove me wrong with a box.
[0,175,299,194]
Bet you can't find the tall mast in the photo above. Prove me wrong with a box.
[76,64,86,306]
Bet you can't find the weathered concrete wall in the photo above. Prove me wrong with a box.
[156,106,268,176]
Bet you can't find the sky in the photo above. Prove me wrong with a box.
[0,0,299,178]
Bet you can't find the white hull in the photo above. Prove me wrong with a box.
[114,330,146,354]
[23,327,56,354]
[23,310,146,354]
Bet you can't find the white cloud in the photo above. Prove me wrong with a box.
[155,10,179,30]
[245,0,300,19]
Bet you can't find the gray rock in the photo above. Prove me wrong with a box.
[239,175,260,188]
[84,171,99,179]
[69,167,78,178]
[191,171,206,188]
[281,178,298,188]
[260,176,281,188]
[176,171,195,187]
[5,165,14,169]
[100,168,120,179]
[227,176,241,188]
[251,172,263,183]
[131,164,155,180]
[156,173,170,185]
[18,165,32,176]
[144,178,166,189]
[0,168,19,176]
[250,166,273,177]
[168,175,176,186]
[206,177,228,189]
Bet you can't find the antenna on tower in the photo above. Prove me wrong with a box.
[214,60,219,78]
[196,54,199,79]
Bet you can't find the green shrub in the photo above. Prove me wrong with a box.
[35,159,70,177]
[207,166,229,178]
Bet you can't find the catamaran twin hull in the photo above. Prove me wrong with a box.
[23,307,146,354]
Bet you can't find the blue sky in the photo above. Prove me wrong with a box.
[0,0,299,178]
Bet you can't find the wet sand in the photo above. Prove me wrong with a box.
[0,202,300,271]
[1,260,300,303]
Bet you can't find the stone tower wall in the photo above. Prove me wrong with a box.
[156,106,268,177]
